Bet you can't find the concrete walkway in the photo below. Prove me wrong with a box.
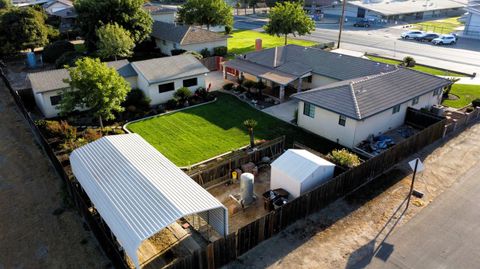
[206,71,227,91]
[262,100,298,123]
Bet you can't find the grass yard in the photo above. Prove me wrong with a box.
[127,93,339,166]
[366,56,465,77]
[228,30,318,55]
[442,84,480,108]
[412,16,463,34]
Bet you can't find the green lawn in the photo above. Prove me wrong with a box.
[228,30,318,55]
[74,43,86,53]
[442,84,480,108]
[366,56,465,77]
[412,16,463,34]
[127,93,338,166]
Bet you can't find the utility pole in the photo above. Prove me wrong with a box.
[337,0,347,49]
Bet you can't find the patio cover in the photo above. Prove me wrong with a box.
[70,134,228,268]
[224,58,300,86]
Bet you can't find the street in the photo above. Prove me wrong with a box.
[364,158,480,269]
[234,16,480,74]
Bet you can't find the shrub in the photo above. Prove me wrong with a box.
[173,87,192,103]
[243,80,256,90]
[171,49,187,56]
[55,51,83,68]
[472,98,480,108]
[83,128,102,142]
[224,25,232,34]
[122,89,151,112]
[222,83,234,91]
[402,56,416,67]
[200,48,211,58]
[213,46,228,57]
[165,99,178,110]
[466,107,474,113]
[194,87,208,99]
[326,149,361,168]
[43,40,75,63]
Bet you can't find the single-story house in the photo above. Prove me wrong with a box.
[143,3,177,23]
[223,44,395,101]
[43,0,77,32]
[28,55,208,118]
[70,133,228,268]
[292,67,452,148]
[43,0,72,15]
[464,1,480,39]
[151,21,228,56]
[130,54,209,105]
[322,0,466,21]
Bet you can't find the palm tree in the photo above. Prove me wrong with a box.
[243,119,258,148]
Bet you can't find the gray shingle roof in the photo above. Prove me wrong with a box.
[242,45,396,80]
[151,21,227,45]
[130,54,209,84]
[292,68,452,120]
[28,60,136,93]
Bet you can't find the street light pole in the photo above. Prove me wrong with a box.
[337,0,347,49]
[406,158,419,210]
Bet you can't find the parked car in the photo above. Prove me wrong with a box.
[414,33,440,42]
[353,20,371,28]
[401,30,425,39]
[432,34,457,45]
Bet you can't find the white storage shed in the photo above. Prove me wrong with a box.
[70,134,228,269]
[270,149,335,199]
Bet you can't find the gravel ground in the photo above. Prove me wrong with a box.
[225,122,480,269]
[0,80,109,269]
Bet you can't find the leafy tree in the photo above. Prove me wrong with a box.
[264,1,315,45]
[0,0,11,9]
[75,0,152,51]
[243,119,257,148]
[177,0,233,30]
[443,77,460,98]
[96,23,135,60]
[60,57,131,129]
[43,40,75,63]
[0,7,56,53]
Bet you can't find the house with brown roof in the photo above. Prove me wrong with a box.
[151,21,228,56]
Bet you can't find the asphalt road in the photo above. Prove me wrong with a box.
[361,162,480,269]
[234,16,480,74]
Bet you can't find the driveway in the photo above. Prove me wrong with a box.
[0,80,109,268]
[262,100,298,123]
[364,161,480,269]
[206,71,227,91]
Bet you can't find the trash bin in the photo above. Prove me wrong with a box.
[262,190,277,211]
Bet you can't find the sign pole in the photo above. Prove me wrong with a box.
[406,158,419,210]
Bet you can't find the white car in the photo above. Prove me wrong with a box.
[432,34,457,45]
[401,30,425,39]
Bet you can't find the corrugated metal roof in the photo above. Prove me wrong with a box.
[70,134,227,268]
[292,68,452,120]
[131,54,209,85]
[271,149,335,183]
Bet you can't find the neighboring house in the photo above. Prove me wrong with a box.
[28,55,208,118]
[143,3,177,23]
[223,44,395,101]
[43,0,72,14]
[292,68,451,148]
[322,0,466,21]
[27,60,137,118]
[43,0,77,33]
[151,21,228,56]
[130,54,209,105]
[464,0,480,38]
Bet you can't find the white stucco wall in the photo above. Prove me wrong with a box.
[136,72,207,106]
[297,89,443,148]
[155,38,227,55]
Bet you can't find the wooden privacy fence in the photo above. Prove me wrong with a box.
[167,116,446,269]
[186,136,285,188]
[405,107,444,129]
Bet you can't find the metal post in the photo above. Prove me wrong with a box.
[337,0,347,49]
[406,158,419,210]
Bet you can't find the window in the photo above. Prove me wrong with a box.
[338,115,346,126]
[158,82,175,93]
[303,102,315,118]
[392,104,401,114]
[50,95,62,106]
[433,88,441,96]
[412,96,419,105]
[183,78,198,87]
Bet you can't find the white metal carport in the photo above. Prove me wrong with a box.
[70,134,228,268]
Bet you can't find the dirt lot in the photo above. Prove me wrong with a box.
[226,122,480,269]
[0,80,109,268]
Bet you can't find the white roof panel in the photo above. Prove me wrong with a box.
[70,134,227,268]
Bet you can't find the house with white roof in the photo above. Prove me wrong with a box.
[27,55,208,118]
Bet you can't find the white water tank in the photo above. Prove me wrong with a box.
[240,173,255,206]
